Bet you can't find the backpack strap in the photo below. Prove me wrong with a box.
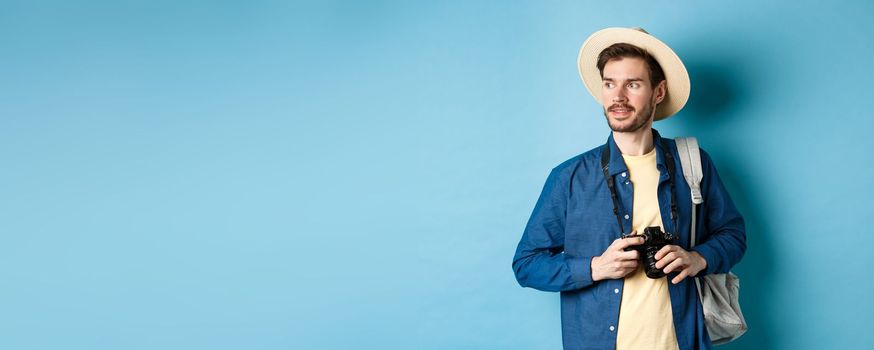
[675,137,747,343]
[675,137,703,246]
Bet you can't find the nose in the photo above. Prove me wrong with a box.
[612,89,627,103]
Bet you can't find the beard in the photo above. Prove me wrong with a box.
[603,100,656,133]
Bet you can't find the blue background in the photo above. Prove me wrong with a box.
[2,1,872,349]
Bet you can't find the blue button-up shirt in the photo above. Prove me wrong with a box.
[512,129,746,350]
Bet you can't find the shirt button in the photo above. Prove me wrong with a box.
[621,172,627,177]
[624,214,630,220]
[614,288,619,294]
[625,181,629,185]
[609,326,615,332]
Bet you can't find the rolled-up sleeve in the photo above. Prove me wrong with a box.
[692,149,747,275]
[512,168,594,292]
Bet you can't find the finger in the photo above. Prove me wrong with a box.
[655,245,678,260]
[619,260,638,269]
[655,252,677,269]
[619,265,638,277]
[610,238,624,250]
[672,269,691,285]
[615,230,637,244]
[662,257,686,274]
[610,261,638,271]
[618,250,640,261]
[616,236,645,250]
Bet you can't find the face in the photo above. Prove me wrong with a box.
[600,57,666,133]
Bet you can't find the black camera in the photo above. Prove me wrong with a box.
[623,226,676,279]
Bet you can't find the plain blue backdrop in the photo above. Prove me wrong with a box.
[2,1,873,349]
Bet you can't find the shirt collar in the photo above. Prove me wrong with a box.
[604,128,671,178]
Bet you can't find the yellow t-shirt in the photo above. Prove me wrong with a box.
[615,148,679,350]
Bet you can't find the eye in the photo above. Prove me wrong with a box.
[628,82,640,89]
[604,82,614,88]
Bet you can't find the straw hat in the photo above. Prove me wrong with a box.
[577,27,690,121]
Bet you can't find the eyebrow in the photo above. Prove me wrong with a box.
[602,77,645,82]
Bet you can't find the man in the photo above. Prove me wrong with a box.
[511,27,746,350]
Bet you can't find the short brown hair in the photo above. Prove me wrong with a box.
[596,43,665,87]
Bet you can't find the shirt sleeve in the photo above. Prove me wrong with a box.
[512,167,595,292]
[691,149,747,275]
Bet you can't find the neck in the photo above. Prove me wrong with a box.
[613,127,655,156]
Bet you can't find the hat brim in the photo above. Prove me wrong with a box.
[578,27,690,121]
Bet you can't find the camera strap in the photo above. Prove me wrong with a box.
[600,137,678,235]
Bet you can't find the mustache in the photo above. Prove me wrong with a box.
[608,104,634,111]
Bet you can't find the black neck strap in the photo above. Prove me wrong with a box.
[600,138,678,235]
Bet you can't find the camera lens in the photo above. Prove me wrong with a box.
[641,226,675,279]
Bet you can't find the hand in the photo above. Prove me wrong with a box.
[654,245,708,284]
[591,233,644,282]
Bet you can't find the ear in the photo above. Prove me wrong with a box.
[653,80,667,105]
